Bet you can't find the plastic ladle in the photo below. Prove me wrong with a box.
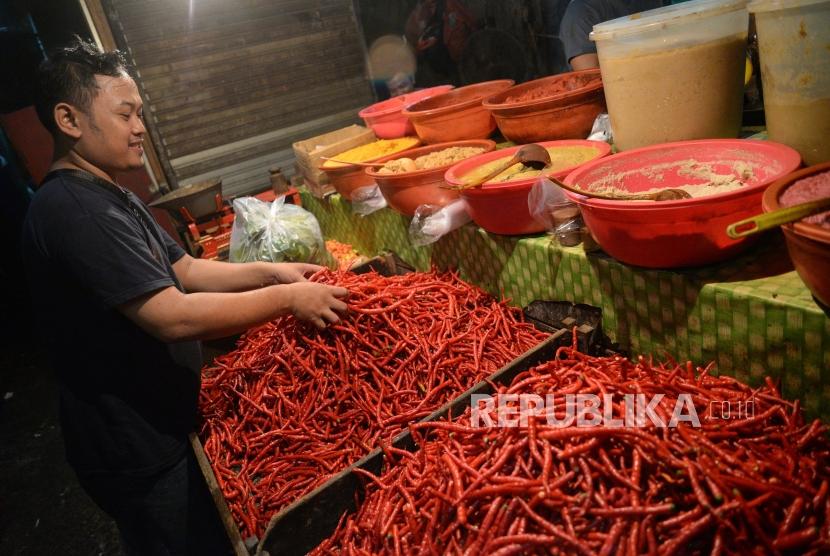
[726,196,830,239]
[452,143,552,190]
[547,174,692,201]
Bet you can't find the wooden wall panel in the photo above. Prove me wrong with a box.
[103,0,373,195]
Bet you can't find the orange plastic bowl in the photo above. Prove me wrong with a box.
[562,139,802,268]
[762,162,830,307]
[320,140,421,200]
[402,80,514,144]
[366,140,496,216]
[483,69,605,144]
[444,140,611,235]
[358,85,454,139]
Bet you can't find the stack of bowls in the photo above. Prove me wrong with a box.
[358,85,455,139]
[482,69,605,144]
[403,80,514,144]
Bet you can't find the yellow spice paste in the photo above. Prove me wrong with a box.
[462,146,599,185]
[322,137,420,168]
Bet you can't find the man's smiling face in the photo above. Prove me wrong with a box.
[73,74,147,173]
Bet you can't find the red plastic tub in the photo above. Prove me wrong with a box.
[444,140,611,235]
[562,139,802,268]
[358,85,454,139]
[403,80,514,144]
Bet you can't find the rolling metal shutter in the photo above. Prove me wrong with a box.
[102,0,373,196]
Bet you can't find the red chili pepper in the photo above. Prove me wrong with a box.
[313,332,830,555]
[198,268,547,538]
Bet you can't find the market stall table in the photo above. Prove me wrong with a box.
[302,190,830,420]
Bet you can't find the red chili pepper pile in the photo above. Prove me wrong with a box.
[314,338,830,555]
[199,268,548,539]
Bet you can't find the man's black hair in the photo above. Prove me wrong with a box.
[34,36,130,133]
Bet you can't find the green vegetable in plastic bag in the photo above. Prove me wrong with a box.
[229,196,326,264]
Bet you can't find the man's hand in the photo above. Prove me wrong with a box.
[263,262,323,285]
[286,282,348,329]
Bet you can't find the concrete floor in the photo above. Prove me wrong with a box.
[0,336,123,555]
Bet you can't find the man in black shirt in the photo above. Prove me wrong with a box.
[22,38,349,554]
[560,0,666,70]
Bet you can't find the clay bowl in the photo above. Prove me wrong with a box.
[762,161,830,307]
[366,140,496,216]
[320,139,421,200]
[483,69,605,144]
[402,80,514,144]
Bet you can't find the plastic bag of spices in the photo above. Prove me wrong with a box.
[553,219,583,247]
[350,185,387,216]
[408,200,472,246]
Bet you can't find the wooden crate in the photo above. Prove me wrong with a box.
[292,125,375,197]
[197,254,616,555]
[190,433,250,556]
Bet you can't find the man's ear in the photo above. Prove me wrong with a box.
[54,103,83,140]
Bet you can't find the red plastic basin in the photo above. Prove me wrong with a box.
[562,139,802,268]
[358,85,454,139]
[444,140,611,235]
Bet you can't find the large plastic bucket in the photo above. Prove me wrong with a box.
[591,0,749,151]
[749,0,830,165]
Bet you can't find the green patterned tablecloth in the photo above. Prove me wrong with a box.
[303,190,830,419]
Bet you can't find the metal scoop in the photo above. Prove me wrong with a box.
[453,143,552,190]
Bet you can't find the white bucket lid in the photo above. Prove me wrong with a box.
[748,0,830,13]
[590,0,748,42]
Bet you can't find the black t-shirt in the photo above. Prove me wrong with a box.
[560,0,666,64]
[22,169,202,478]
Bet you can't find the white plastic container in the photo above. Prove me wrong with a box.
[749,0,830,165]
[591,0,749,151]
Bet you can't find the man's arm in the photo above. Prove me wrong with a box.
[172,254,320,292]
[118,281,348,340]
[570,53,599,71]
[559,0,602,70]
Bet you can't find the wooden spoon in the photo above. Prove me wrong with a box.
[320,157,385,168]
[452,143,552,190]
[726,196,830,239]
[547,174,693,201]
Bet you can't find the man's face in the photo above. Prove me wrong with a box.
[73,74,146,172]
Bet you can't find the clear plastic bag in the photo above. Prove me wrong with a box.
[528,177,580,232]
[350,185,387,216]
[229,196,325,264]
[408,200,472,246]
